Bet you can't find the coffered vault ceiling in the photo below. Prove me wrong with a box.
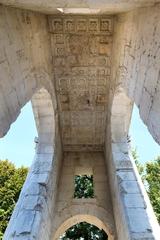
[0,1,159,152]
[0,0,159,14]
[49,15,113,151]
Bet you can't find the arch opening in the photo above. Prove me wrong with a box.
[129,104,160,164]
[31,87,56,155]
[0,87,55,167]
[60,221,108,240]
[53,215,111,240]
[111,86,160,163]
[0,101,37,167]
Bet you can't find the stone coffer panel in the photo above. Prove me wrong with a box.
[48,15,113,151]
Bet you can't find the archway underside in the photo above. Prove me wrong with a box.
[53,214,112,240]
[0,3,160,240]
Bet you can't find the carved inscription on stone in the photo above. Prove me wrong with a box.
[77,19,87,32]
[51,19,63,32]
[49,16,113,149]
[100,19,112,32]
[89,19,99,31]
[49,16,113,34]
[64,19,75,32]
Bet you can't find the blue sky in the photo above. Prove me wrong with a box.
[129,106,160,163]
[0,102,37,167]
[0,102,160,167]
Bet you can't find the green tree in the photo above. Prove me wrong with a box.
[145,157,160,223]
[61,222,107,240]
[132,148,144,176]
[0,160,28,239]
[132,149,160,223]
[74,175,94,198]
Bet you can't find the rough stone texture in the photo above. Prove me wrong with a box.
[103,8,160,238]
[112,5,160,145]
[0,7,61,238]
[105,86,160,240]
[105,8,160,238]
[0,5,53,138]
[0,3,160,240]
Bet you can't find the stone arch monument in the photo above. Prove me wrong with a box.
[0,1,160,240]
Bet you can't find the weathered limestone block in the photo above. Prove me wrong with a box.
[109,141,160,240]
[4,131,62,240]
[107,85,160,239]
[4,153,51,239]
[123,194,146,208]
[112,5,160,145]
[0,5,52,138]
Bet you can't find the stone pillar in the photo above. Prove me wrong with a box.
[111,141,160,240]
[4,147,54,240]
[108,6,160,239]
[106,88,160,240]
[4,89,62,240]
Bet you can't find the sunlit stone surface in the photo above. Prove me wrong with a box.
[0,1,160,240]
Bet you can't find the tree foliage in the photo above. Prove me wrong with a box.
[0,160,28,239]
[74,175,94,198]
[132,149,160,223]
[132,148,144,176]
[61,222,107,240]
[145,157,160,223]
